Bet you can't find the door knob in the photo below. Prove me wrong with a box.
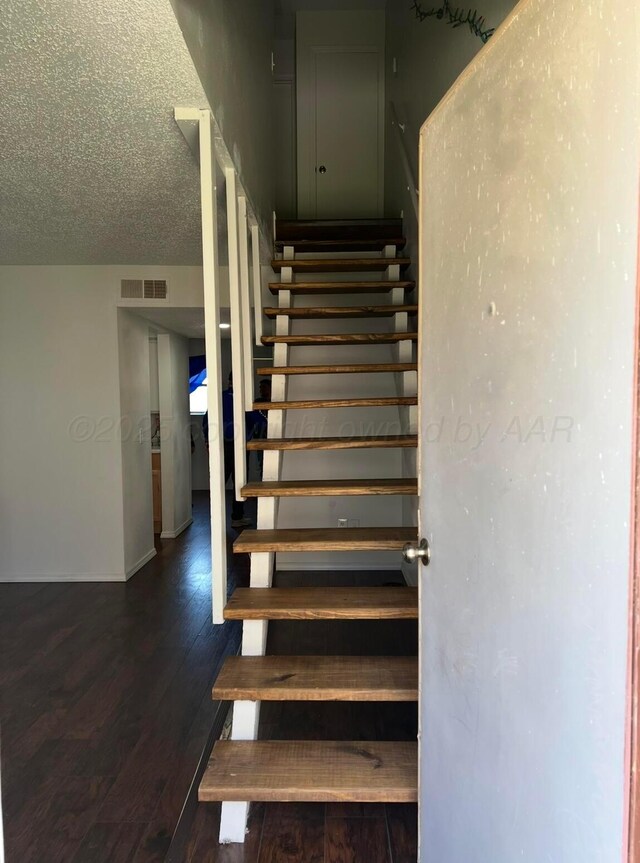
[403,538,430,566]
[318,165,327,174]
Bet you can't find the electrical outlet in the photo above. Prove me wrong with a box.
[348,518,360,528]
[338,518,348,528]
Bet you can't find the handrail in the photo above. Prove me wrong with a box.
[197,110,228,624]
[390,102,419,220]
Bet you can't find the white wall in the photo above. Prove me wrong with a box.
[158,332,193,538]
[0,267,125,580]
[385,0,517,261]
[0,265,205,581]
[118,309,156,576]
[418,0,639,859]
[169,0,275,239]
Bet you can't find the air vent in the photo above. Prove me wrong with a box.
[120,279,168,300]
[121,279,143,299]
[143,279,168,299]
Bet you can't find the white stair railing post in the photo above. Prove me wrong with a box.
[225,167,248,499]
[250,222,264,347]
[198,109,228,624]
[238,196,255,409]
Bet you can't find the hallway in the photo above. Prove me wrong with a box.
[0,492,245,863]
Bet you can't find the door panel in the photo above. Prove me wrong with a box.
[315,50,380,218]
[296,10,385,219]
[417,1,639,861]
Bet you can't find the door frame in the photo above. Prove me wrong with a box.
[626,200,640,862]
[295,10,385,219]
[273,75,297,219]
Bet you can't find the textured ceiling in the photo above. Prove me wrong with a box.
[0,0,209,264]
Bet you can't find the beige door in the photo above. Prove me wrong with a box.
[314,49,381,218]
[296,10,385,219]
[416,0,639,860]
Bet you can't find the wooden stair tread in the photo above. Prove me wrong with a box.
[247,435,418,451]
[269,280,416,295]
[256,363,417,376]
[262,332,418,346]
[241,478,418,497]
[274,238,406,253]
[198,740,417,803]
[276,218,403,243]
[212,655,418,702]
[270,258,411,273]
[264,304,417,319]
[225,587,419,620]
[252,396,417,411]
[234,526,418,553]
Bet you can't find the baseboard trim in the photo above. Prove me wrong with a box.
[276,563,402,572]
[126,547,157,580]
[0,572,128,583]
[161,517,193,540]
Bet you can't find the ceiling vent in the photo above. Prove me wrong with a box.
[120,279,168,300]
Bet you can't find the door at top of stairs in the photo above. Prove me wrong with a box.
[296,10,385,219]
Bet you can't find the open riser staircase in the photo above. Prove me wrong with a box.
[199,218,419,841]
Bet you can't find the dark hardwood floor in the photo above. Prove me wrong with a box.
[0,492,246,863]
[1,495,418,862]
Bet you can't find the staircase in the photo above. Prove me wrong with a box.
[199,218,419,840]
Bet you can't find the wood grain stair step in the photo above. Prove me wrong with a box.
[252,396,417,411]
[276,218,403,243]
[224,587,419,620]
[247,435,418,451]
[262,332,418,346]
[264,304,417,319]
[270,257,411,274]
[212,656,418,702]
[241,478,418,498]
[274,238,406,253]
[234,526,418,553]
[256,363,417,376]
[198,740,418,803]
[269,280,416,295]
